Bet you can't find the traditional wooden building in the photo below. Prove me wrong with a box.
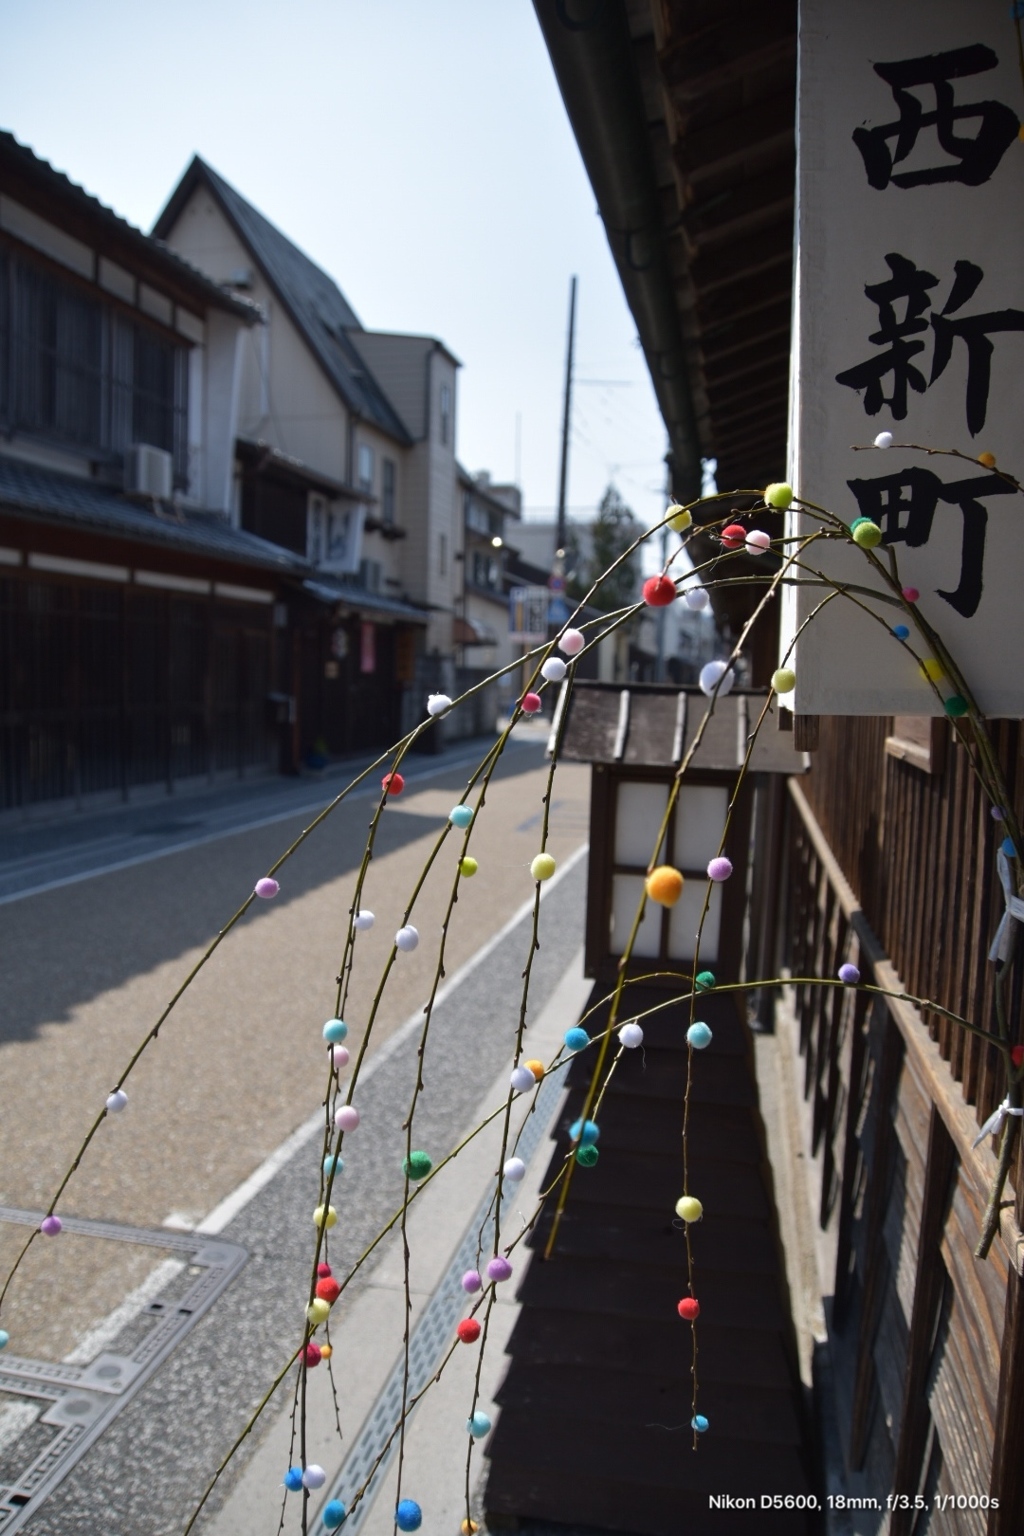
[486,6,1024,1533]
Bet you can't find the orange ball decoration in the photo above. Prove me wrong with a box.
[645,865,684,907]
[523,1059,545,1082]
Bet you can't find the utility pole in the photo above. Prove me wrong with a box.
[555,275,577,554]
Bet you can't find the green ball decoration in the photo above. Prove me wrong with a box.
[576,1145,599,1168]
[944,694,969,718]
[764,482,793,510]
[852,520,882,548]
[695,971,716,992]
[771,667,796,694]
[403,1150,433,1181]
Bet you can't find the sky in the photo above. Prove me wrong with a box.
[0,0,671,540]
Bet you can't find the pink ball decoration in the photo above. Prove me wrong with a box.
[902,586,919,603]
[486,1256,513,1283]
[335,1105,360,1132]
[521,693,542,714]
[461,1269,482,1294]
[40,1216,62,1237]
[558,628,585,656]
[332,1045,350,1069]
[707,857,733,882]
[745,530,772,555]
[254,877,280,899]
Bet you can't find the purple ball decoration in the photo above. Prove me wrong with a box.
[991,806,1005,821]
[486,1256,513,1283]
[254,877,280,899]
[707,857,733,883]
[838,963,860,985]
[461,1269,482,1294]
[40,1215,62,1237]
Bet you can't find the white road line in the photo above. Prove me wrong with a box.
[62,1257,186,1365]
[0,741,527,908]
[189,840,589,1237]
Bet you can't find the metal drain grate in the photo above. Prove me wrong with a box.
[323,1072,563,1532]
[0,1209,246,1533]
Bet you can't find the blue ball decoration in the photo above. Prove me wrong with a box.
[323,1154,344,1177]
[687,1022,713,1050]
[395,1500,422,1531]
[564,1027,590,1052]
[323,1500,347,1529]
[569,1118,600,1146]
[1002,837,1017,858]
[284,1467,304,1491]
[467,1410,492,1438]
[0,1330,8,1350]
[691,1414,709,1434]
[892,624,910,640]
[323,1019,348,1044]
[449,804,474,829]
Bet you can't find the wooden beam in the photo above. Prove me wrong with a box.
[988,1266,1024,1534]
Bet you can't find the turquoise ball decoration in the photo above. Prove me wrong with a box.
[467,1411,492,1438]
[576,1144,599,1167]
[323,1154,344,1177]
[848,517,871,533]
[323,1019,348,1044]
[323,1501,347,1529]
[691,1414,709,1434]
[284,1467,304,1491]
[893,624,910,640]
[395,1500,422,1532]
[695,971,716,992]
[0,1330,8,1350]
[687,1022,713,1050]
[569,1118,600,1146]
[564,1027,590,1052]
[449,804,474,829]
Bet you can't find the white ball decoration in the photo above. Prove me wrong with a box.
[510,1065,537,1093]
[541,656,567,683]
[503,1157,526,1183]
[699,660,734,698]
[353,910,375,931]
[395,925,419,952]
[618,1023,644,1049]
[426,693,452,716]
[302,1466,327,1490]
[106,1090,128,1113]
[874,431,894,449]
[684,587,709,612]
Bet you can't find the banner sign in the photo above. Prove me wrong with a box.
[509,586,549,643]
[783,0,1024,715]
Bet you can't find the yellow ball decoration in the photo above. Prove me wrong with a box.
[667,503,692,532]
[772,667,796,694]
[645,865,684,907]
[977,451,997,468]
[764,482,793,510]
[921,658,945,683]
[852,520,882,548]
[530,853,557,882]
[319,1343,333,1360]
[675,1195,704,1223]
[306,1298,331,1326]
[313,1204,338,1230]
[460,856,478,878]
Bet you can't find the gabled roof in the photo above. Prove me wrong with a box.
[153,158,412,446]
[0,131,254,321]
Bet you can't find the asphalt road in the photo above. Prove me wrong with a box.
[0,728,590,1534]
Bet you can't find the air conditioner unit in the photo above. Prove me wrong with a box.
[125,444,173,500]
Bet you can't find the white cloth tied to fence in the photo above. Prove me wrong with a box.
[988,849,1024,965]
[972,1095,1024,1150]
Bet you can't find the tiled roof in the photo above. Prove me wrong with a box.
[0,457,306,573]
[0,131,255,320]
[302,577,428,624]
[153,159,412,445]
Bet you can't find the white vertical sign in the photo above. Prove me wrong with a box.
[784,0,1024,715]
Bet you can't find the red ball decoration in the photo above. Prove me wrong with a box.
[642,575,677,608]
[304,1342,323,1368]
[456,1318,482,1344]
[720,523,747,550]
[382,771,405,796]
[1012,1044,1024,1068]
[677,1297,700,1320]
[521,693,542,714]
[901,586,920,603]
[316,1277,342,1304]
[317,1262,332,1278]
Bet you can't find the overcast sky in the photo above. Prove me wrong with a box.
[0,0,671,537]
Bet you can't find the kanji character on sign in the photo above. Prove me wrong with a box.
[836,255,1024,433]
[846,467,1015,617]
[853,44,1019,189]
